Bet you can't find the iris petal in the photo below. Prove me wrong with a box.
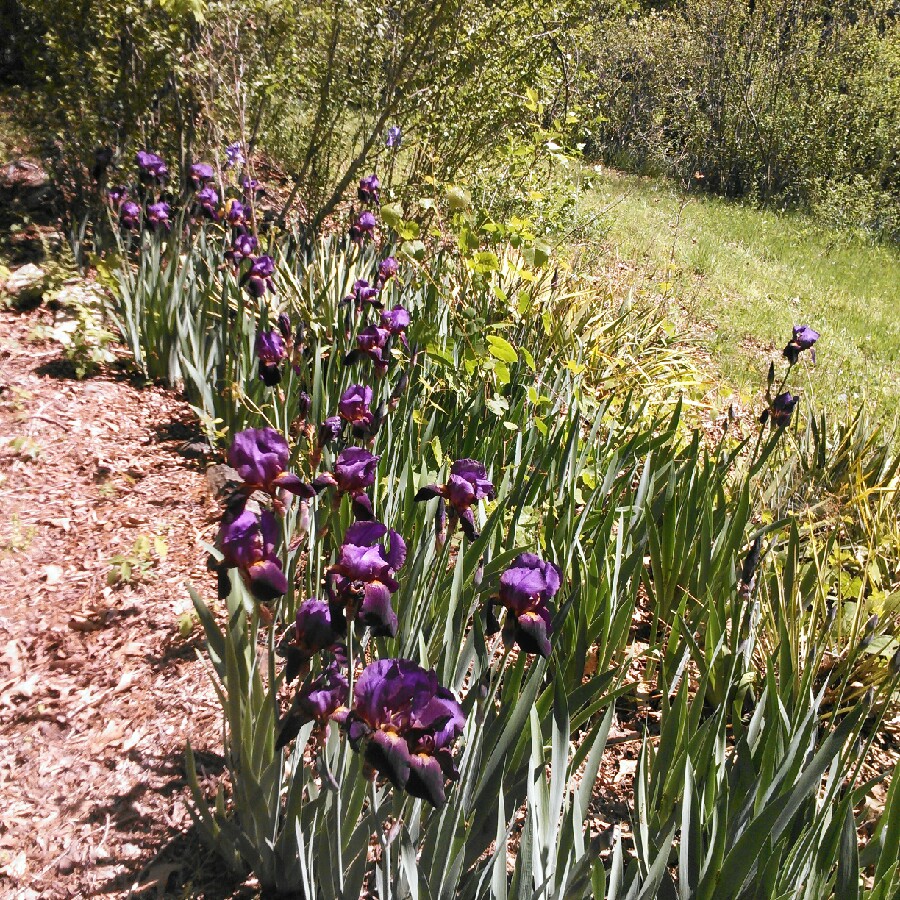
[359,581,398,637]
[406,753,448,808]
[367,729,412,789]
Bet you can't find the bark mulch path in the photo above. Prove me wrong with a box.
[0,306,255,898]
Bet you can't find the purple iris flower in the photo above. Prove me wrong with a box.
[136,150,168,185]
[783,325,820,365]
[770,392,799,427]
[276,659,349,749]
[381,305,410,346]
[294,599,343,658]
[358,174,381,205]
[217,507,288,601]
[279,598,345,682]
[325,521,406,637]
[226,199,247,226]
[190,162,215,187]
[255,329,287,386]
[241,175,262,197]
[486,553,561,658]
[120,200,141,229]
[386,126,402,149]
[343,278,380,310]
[297,663,348,720]
[146,201,171,231]
[225,231,258,265]
[108,185,128,207]
[351,325,392,376]
[414,459,495,540]
[244,255,275,297]
[227,427,314,505]
[313,447,381,520]
[225,142,245,168]
[378,256,399,283]
[277,312,292,341]
[350,211,377,244]
[318,416,343,448]
[338,384,377,437]
[336,658,465,808]
[195,186,220,219]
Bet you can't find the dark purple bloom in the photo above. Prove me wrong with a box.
[136,150,168,184]
[381,305,410,346]
[313,447,381,520]
[342,278,380,310]
[318,416,343,448]
[195,186,220,219]
[350,211,377,244]
[338,384,375,436]
[225,231,258,265]
[120,200,141,229]
[298,663,348,719]
[107,185,128,207]
[351,325,392,376]
[386,126,402,149]
[378,257,399,283]
[190,162,215,187]
[414,458,495,540]
[227,427,314,503]
[276,312,292,341]
[256,329,286,386]
[146,201,171,231]
[770,392,799,427]
[486,553,561,658]
[217,507,287,601]
[783,325,820,365]
[326,521,406,637]
[225,142,245,168]
[295,599,342,656]
[278,598,345,682]
[297,391,312,420]
[358,174,381,204]
[244,254,275,297]
[226,199,247,226]
[337,658,464,808]
[333,447,380,494]
[276,660,349,748]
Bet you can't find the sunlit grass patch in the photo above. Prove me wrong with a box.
[577,170,900,421]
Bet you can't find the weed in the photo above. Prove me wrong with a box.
[8,435,41,459]
[107,533,167,586]
[1,514,36,556]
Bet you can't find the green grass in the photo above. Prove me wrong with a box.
[574,169,900,421]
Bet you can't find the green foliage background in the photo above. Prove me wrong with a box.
[576,0,900,237]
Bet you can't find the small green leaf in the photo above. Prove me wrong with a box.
[487,335,518,364]
[471,251,500,273]
[446,185,471,211]
[381,202,404,229]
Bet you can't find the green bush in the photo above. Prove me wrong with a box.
[577,0,900,238]
[4,0,603,232]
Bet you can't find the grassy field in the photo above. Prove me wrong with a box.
[574,169,900,422]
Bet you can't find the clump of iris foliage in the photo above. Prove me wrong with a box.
[97,143,900,899]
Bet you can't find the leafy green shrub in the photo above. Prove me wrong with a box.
[577,0,900,238]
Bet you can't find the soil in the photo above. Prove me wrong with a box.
[0,307,257,898]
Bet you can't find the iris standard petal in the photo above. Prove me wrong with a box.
[359,581,398,637]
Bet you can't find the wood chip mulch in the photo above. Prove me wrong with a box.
[0,307,255,898]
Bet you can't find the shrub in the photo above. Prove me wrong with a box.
[577,0,900,238]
